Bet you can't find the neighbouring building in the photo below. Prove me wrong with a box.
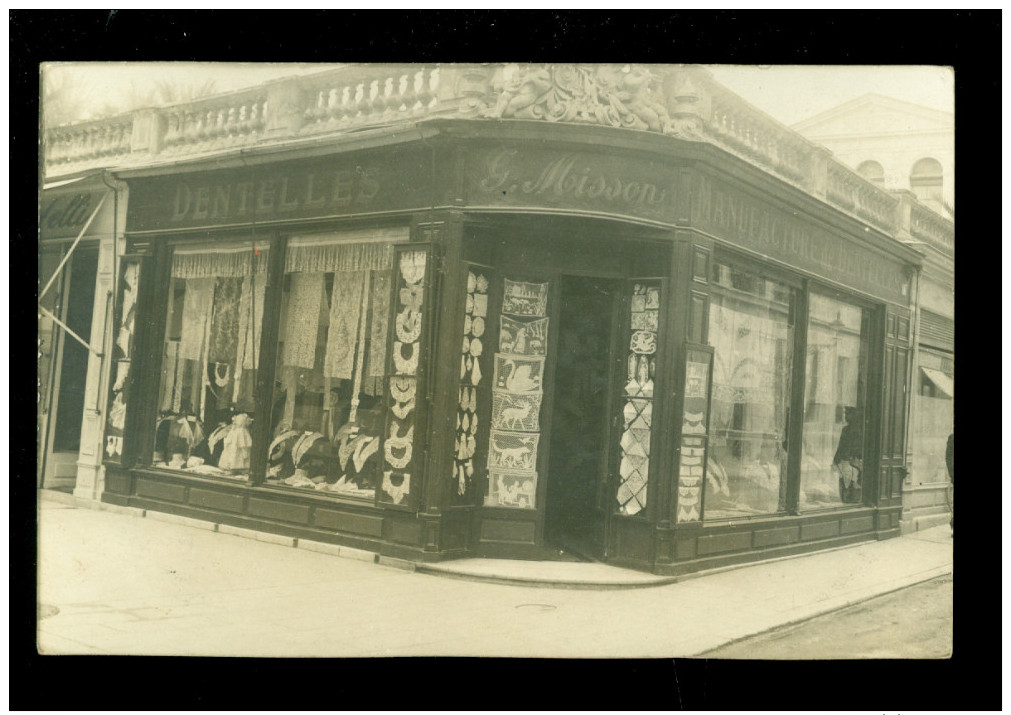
[793,93,955,532]
[39,64,953,574]
[38,170,128,500]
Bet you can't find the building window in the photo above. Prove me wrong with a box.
[856,160,885,187]
[911,351,954,485]
[705,263,795,520]
[153,243,269,478]
[910,157,943,203]
[800,294,870,508]
[265,232,407,500]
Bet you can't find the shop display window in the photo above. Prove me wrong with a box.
[799,294,870,508]
[265,236,401,500]
[153,243,268,479]
[705,263,795,520]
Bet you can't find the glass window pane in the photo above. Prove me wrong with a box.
[705,263,794,520]
[153,245,268,479]
[800,294,870,508]
[911,355,954,484]
[267,242,395,501]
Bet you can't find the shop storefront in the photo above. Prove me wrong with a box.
[38,172,125,499]
[99,118,920,575]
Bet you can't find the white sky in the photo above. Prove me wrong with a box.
[43,62,954,127]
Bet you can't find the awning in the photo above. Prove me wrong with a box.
[920,366,954,398]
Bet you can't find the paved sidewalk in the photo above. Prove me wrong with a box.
[35,492,953,658]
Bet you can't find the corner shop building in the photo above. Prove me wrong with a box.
[45,65,929,575]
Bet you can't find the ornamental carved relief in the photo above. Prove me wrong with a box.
[480,63,695,137]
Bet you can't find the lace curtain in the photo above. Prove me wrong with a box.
[172,243,269,279]
[285,242,394,274]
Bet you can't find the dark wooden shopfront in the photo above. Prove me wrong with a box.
[100,119,920,575]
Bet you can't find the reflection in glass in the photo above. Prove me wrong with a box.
[800,294,869,508]
[705,263,794,519]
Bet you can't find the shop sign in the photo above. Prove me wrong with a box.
[39,190,106,240]
[471,147,909,304]
[473,148,680,223]
[688,174,909,303]
[126,152,431,232]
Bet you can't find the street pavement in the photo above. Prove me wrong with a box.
[35,491,953,659]
[700,574,953,659]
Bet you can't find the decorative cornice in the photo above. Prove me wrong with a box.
[478,63,702,139]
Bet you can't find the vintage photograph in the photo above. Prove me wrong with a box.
[37,60,954,662]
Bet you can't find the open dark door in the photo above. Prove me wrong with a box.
[544,275,621,560]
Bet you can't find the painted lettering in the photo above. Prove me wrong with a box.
[481,150,669,210]
[332,171,354,207]
[235,182,254,215]
[172,184,191,221]
[192,186,211,219]
[304,173,326,209]
[257,179,277,212]
[212,185,230,218]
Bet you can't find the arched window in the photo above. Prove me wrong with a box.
[856,160,885,187]
[910,158,943,203]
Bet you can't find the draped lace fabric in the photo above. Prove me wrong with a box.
[368,270,392,377]
[233,275,267,402]
[282,273,328,369]
[178,278,215,361]
[208,277,243,363]
[324,271,366,380]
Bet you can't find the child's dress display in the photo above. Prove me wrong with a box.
[218,412,253,472]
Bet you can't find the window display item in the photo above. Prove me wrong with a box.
[502,279,548,317]
[486,470,537,509]
[492,355,544,393]
[454,268,490,498]
[380,248,428,505]
[491,391,542,432]
[616,281,661,516]
[488,430,539,471]
[218,413,253,472]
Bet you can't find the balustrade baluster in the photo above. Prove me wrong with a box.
[382,76,395,118]
[428,68,440,108]
[367,79,380,117]
[353,82,365,119]
[412,69,427,112]
[397,73,410,113]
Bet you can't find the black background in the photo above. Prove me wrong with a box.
[14,9,996,712]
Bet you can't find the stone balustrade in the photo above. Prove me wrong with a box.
[158,87,269,155]
[45,114,134,167]
[704,86,812,186]
[300,65,444,134]
[909,201,955,256]
[826,158,899,233]
[41,62,952,252]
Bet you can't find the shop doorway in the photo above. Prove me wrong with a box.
[544,275,620,561]
[40,246,98,489]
